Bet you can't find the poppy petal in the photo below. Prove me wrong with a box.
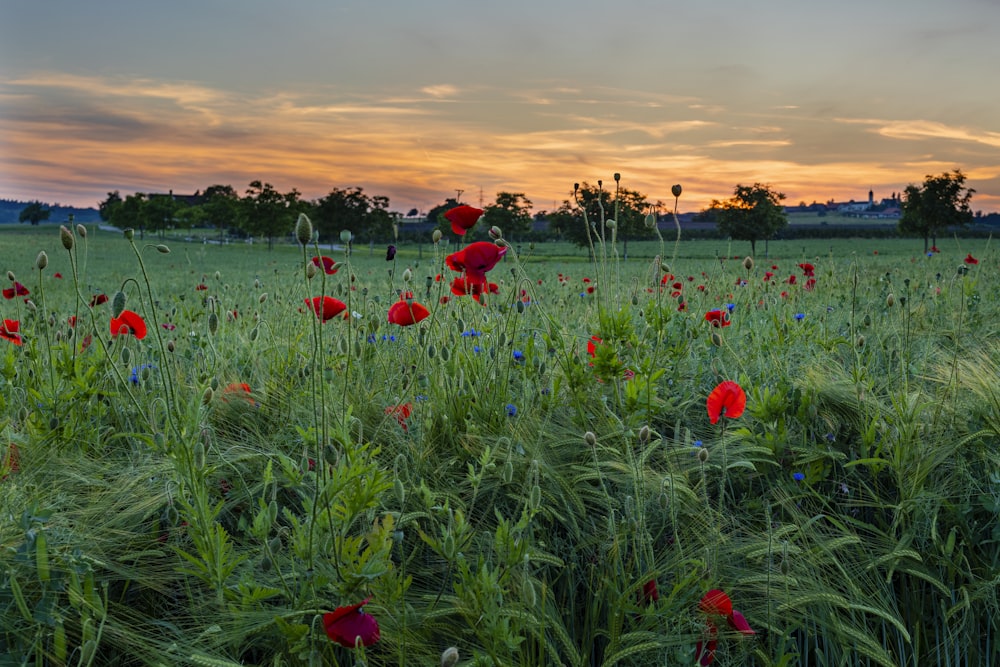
[699,589,733,616]
[728,609,755,635]
[706,381,746,424]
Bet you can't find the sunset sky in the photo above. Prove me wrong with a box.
[3,0,1000,215]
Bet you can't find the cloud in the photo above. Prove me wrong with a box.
[421,84,459,98]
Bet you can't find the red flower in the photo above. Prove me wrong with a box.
[450,276,499,304]
[803,278,816,291]
[221,382,256,406]
[696,589,755,665]
[0,320,21,346]
[964,253,979,265]
[641,579,659,604]
[786,275,797,285]
[387,298,430,326]
[704,310,730,327]
[162,322,176,331]
[763,271,774,281]
[385,403,413,431]
[195,284,208,291]
[587,335,602,358]
[54,273,62,279]
[700,589,733,616]
[445,242,507,282]
[798,262,815,277]
[305,296,347,323]
[110,310,147,339]
[2,443,19,479]
[695,623,719,666]
[444,205,484,236]
[90,294,108,307]
[323,598,380,648]
[312,256,339,274]
[706,381,746,424]
[2,282,29,299]
[68,316,77,327]
[930,245,940,253]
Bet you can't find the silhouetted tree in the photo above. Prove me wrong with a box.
[554,181,653,256]
[483,192,533,238]
[898,170,974,253]
[98,191,123,222]
[240,181,303,249]
[314,187,394,244]
[18,201,50,225]
[712,183,788,256]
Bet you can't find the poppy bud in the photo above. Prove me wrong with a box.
[36,251,48,270]
[294,213,313,246]
[697,447,710,463]
[60,225,75,250]
[441,647,460,667]
[402,268,412,282]
[711,331,723,347]
[192,440,206,470]
[156,244,170,254]
[584,431,597,447]
[489,225,503,240]
[167,340,175,353]
[639,425,651,444]
[76,223,87,239]
[432,229,443,243]
[660,262,670,274]
[306,263,318,279]
[120,347,131,365]
[340,230,353,244]
[25,299,37,312]
[605,219,616,230]
[502,460,514,484]
[743,256,754,271]
[6,271,14,282]
[393,478,406,505]
[644,212,656,229]
[208,312,219,336]
[123,228,134,240]
[671,184,683,198]
[886,293,895,307]
[529,484,542,511]
[856,335,865,348]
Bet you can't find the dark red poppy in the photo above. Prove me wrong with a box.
[323,598,380,648]
[54,273,62,279]
[763,271,774,281]
[699,589,733,616]
[786,275,797,285]
[706,381,746,424]
[2,282,29,300]
[162,322,176,331]
[695,623,719,666]
[312,256,339,274]
[110,310,147,339]
[930,245,940,253]
[305,296,347,323]
[696,589,755,664]
[444,205,484,236]
[449,276,498,303]
[798,263,815,277]
[195,284,208,291]
[704,310,730,327]
[90,294,108,307]
[1,319,22,346]
[387,298,430,326]
[641,579,659,604]
[385,245,396,261]
[385,403,413,431]
[964,253,979,265]
[445,242,508,282]
[804,278,816,291]
[68,316,77,327]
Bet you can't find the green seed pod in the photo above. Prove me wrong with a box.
[111,291,127,318]
[120,346,131,364]
[202,387,214,404]
[123,228,134,240]
[427,344,436,359]
[671,184,683,198]
[502,460,514,484]
[295,213,313,245]
[529,484,542,510]
[192,440,206,470]
[394,478,406,505]
[156,244,170,254]
[60,225,75,250]
[36,251,48,270]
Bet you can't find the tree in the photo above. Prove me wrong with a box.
[239,181,303,249]
[483,192,533,238]
[314,187,394,245]
[109,193,150,237]
[425,197,465,237]
[898,169,974,253]
[712,183,788,256]
[98,191,123,222]
[18,201,50,225]
[145,194,184,237]
[199,185,241,240]
[553,182,653,256]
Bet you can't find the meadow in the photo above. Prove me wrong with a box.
[1,221,998,667]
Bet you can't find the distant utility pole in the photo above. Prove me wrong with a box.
[479,187,484,208]
[455,189,464,203]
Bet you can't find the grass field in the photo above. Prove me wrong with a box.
[1,221,998,666]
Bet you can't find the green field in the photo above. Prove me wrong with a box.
[1,223,997,666]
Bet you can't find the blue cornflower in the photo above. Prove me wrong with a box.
[926,252,934,258]
[512,350,524,362]
[506,403,517,417]
[792,472,805,482]
[473,345,481,353]
[825,433,836,442]
[461,329,480,337]
[794,313,805,321]
[726,303,735,312]
[691,440,703,455]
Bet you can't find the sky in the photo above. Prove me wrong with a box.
[3,0,1000,215]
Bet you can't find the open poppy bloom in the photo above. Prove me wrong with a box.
[444,205,484,236]
[706,381,746,424]
[587,335,602,358]
[195,284,208,291]
[445,242,507,283]
[641,579,659,604]
[323,598,380,648]
[450,276,498,303]
[964,253,978,265]
[2,282,29,300]
[1,319,22,346]
[90,294,109,307]
[110,310,147,339]
[387,297,430,326]
[385,403,413,431]
[704,310,730,327]
[696,589,755,665]
[305,296,347,322]
[798,262,815,277]
[221,382,256,406]
[311,256,339,274]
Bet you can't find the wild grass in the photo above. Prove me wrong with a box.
[1,223,997,666]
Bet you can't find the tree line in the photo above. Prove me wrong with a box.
[31,170,974,254]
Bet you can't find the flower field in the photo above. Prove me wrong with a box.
[1,217,998,666]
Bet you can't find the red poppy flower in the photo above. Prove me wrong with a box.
[2,282,29,300]
[728,609,755,635]
[700,589,733,616]
[195,284,208,291]
[79,335,92,351]
[804,278,816,291]
[587,335,602,358]
[695,624,719,667]
[786,275,797,285]
[444,205,484,236]
[387,298,430,326]
[677,301,687,312]
[695,589,755,664]
[763,271,774,281]
[641,579,659,604]
[90,294,108,307]
[930,245,940,253]
[54,273,62,279]
[110,310,147,339]
[798,262,815,276]
[2,443,19,479]
[385,403,413,431]
[162,322,176,331]
[221,382,255,406]
[706,381,746,424]
[704,310,730,327]
[449,276,498,303]
[964,253,978,265]
[323,598,380,648]
[1,319,22,346]
[445,242,507,281]
[311,256,339,274]
[305,296,347,323]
